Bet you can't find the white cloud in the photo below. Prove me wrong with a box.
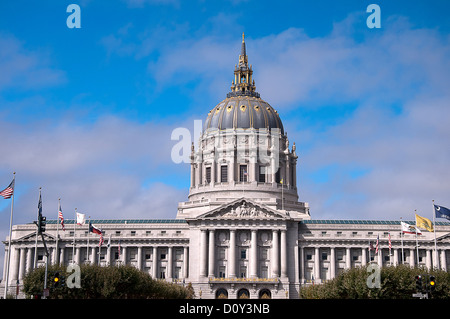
[0,33,66,91]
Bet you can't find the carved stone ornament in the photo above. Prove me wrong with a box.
[206,200,281,219]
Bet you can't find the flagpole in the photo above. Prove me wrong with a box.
[415,210,419,266]
[34,188,41,269]
[432,200,439,270]
[400,217,404,265]
[55,198,60,265]
[87,216,91,264]
[4,172,15,299]
[73,208,76,265]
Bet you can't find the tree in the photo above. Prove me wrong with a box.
[299,265,450,299]
[22,264,191,299]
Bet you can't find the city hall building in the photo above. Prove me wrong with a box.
[2,35,450,299]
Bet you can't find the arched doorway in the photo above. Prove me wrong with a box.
[259,289,271,299]
[216,288,228,299]
[237,288,250,299]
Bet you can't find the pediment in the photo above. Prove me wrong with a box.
[195,198,290,220]
[16,231,56,242]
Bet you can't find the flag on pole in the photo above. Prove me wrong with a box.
[58,201,65,231]
[375,234,379,254]
[369,241,375,251]
[0,179,15,199]
[401,221,422,235]
[89,222,102,235]
[76,212,85,225]
[434,204,450,221]
[415,213,434,232]
[98,232,104,247]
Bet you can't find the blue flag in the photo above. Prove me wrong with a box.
[434,204,450,221]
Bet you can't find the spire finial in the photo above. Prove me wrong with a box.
[242,32,245,43]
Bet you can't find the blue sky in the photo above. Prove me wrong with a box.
[1,0,450,267]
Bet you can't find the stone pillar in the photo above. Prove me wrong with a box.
[345,248,351,269]
[426,250,432,269]
[362,247,367,266]
[211,161,216,185]
[26,247,33,273]
[200,230,208,277]
[137,246,143,270]
[299,246,305,283]
[183,246,189,278]
[440,250,447,271]
[250,230,258,278]
[10,247,19,284]
[281,230,287,278]
[229,157,235,185]
[314,247,320,282]
[122,246,127,265]
[61,247,66,265]
[394,249,399,266]
[167,246,173,279]
[409,249,415,267]
[229,230,236,278]
[208,230,215,277]
[152,246,158,279]
[271,230,279,278]
[330,247,336,279]
[18,248,26,281]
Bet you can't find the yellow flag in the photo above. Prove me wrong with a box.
[280,179,283,184]
[415,213,434,232]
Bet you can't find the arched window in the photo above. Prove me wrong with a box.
[237,288,250,299]
[259,289,271,299]
[216,288,228,299]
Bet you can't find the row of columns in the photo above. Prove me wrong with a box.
[199,228,288,279]
[191,155,297,187]
[299,246,448,282]
[3,244,189,284]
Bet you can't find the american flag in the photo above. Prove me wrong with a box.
[58,201,65,231]
[0,179,15,199]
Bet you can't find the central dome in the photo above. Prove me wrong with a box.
[203,96,284,134]
[203,33,284,134]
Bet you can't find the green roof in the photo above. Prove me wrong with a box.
[43,219,188,225]
[301,219,450,226]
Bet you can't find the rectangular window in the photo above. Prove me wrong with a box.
[322,252,328,260]
[261,266,268,279]
[259,166,266,183]
[221,165,228,182]
[205,166,211,183]
[219,266,226,278]
[160,267,166,279]
[239,165,248,182]
[241,249,247,259]
[240,266,247,278]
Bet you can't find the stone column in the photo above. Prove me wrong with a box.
[167,246,173,279]
[211,161,216,185]
[409,249,415,267]
[441,250,447,271]
[330,247,336,279]
[426,250,432,269]
[208,230,215,278]
[362,247,367,266]
[271,230,279,277]
[229,157,235,185]
[183,246,189,278]
[229,230,236,278]
[345,248,351,269]
[152,246,158,279]
[314,247,320,282]
[10,247,19,284]
[393,249,399,266]
[200,230,208,277]
[26,247,33,273]
[122,246,127,265]
[137,246,143,270]
[18,248,26,281]
[280,229,287,278]
[75,247,80,265]
[250,230,258,278]
[299,246,305,283]
[61,247,66,265]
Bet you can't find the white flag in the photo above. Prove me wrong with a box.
[401,221,422,235]
[76,212,86,225]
